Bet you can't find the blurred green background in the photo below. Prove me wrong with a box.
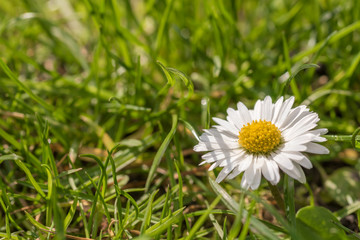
[1,0,360,239]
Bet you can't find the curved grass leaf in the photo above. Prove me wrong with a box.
[0,59,54,111]
[140,190,159,234]
[279,64,318,97]
[14,160,46,198]
[145,207,185,237]
[145,114,178,191]
[64,197,78,230]
[209,178,281,240]
[293,21,360,62]
[185,196,221,240]
[351,127,360,150]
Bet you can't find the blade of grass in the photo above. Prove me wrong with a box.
[209,178,281,240]
[282,33,300,100]
[155,0,175,54]
[334,201,360,219]
[284,175,297,239]
[228,192,245,240]
[145,114,178,191]
[42,164,53,226]
[185,195,221,240]
[51,182,65,239]
[330,220,360,239]
[140,190,159,234]
[64,197,78,230]
[293,21,360,62]
[239,200,256,240]
[157,61,175,96]
[0,59,54,111]
[167,67,194,106]
[179,118,200,141]
[5,206,11,239]
[278,63,318,97]
[145,207,185,237]
[14,159,46,198]
[0,190,22,231]
[209,206,224,239]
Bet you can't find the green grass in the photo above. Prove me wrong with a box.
[0,0,360,239]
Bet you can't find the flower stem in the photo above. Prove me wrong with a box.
[324,135,360,141]
[267,180,285,212]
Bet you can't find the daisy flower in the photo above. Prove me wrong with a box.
[194,96,329,190]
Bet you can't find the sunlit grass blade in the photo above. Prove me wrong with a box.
[145,207,185,237]
[140,190,159,234]
[239,200,255,240]
[0,59,54,111]
[145,114,178,191]
[293,21,360,62]
[64,197,78,230]
[157,61,175,96]
[185,195,221,240]
[208,207,224,238]
[155,0,175,53]
[284,176,297,239]
[330,220,360,239]
[278,63,318,97]
[14,159,46,198]
[334,201,360,219]
[179,118,200,141]
[228,193,245,240]
[209,178,280,240]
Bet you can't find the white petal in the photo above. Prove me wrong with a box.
[290,134,317,145]
[213,125,238,137]
[219,152,247,167]
[201,149,243,160]
[254,155,265,169]
[241,175,250,189]
[282,114,319,140]
[313,136,327,142]
[296,155,313,169]
[278,162,306,183]
[200,150,244,165]
[269,160,280,183]
[209,161,221,171]
[242,161,262,190]
[237,101,252,124]
[199,133,238,144]
[275,96,295,127]
[237,155,253,172]
[249,110,255,119]
[279,105,307,130]
[293,163,306,183]
[227,108,244,130]
[226,167,243,179]
[272,152,294,170]
[309,128,328,135]
[271,96,284,123]
[204,128,238,139]
[281,143,307,152]
[262,159,275,183]
[216,166,234,182]
[250,169,262,190]
[263,96,273,121]
[304,142,329,154]
[244,162,255,185]
[282,151,305,160]
[193,140,240,151]
[212,117,239,134]
[253,99,262,121]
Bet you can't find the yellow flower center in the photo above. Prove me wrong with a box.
[238,120,281,154]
